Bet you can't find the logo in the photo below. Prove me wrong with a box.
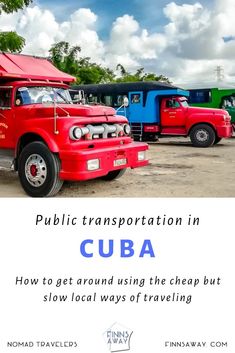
[103,322,133,352]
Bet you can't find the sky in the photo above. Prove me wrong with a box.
[1,0,235,85]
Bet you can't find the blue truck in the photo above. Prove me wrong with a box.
[71,81,232,147]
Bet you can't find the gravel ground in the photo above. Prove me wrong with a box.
[0,136,235,197]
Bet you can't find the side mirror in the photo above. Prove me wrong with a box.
[123,97,129,107]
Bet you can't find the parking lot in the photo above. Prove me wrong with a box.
[0,136,235,197]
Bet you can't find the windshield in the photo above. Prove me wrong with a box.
[180,99,189,107]
[15,86,72,106]
[222,96,235,109]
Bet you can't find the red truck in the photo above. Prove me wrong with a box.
[0,53,148,197]
[74,82,233,146]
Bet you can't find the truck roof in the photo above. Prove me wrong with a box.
[0,52,75,83]
[73,81,183,94]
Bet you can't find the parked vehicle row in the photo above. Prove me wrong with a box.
[0,53,148,197]
[72,82,232,147]
[0,53,233,197]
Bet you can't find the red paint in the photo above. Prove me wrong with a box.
[160,98,232,139]
[0,54,148,195]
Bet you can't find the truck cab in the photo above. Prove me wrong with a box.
[159,96,231,146]
[0,53,148,197]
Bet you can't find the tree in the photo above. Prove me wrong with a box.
[76,57,115,84]
[49,41,81,74]
[49,41,115,84]
[0,0,32,14]
[0,31,25,52]
[0,0,32,52]
[49,41,170,85]
[115,64,171,83]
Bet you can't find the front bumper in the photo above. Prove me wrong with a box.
[216,123,233,138]
[59,142,148,181]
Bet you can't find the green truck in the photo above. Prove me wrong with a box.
[188,84,235,130]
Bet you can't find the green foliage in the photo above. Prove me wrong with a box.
[76,57,115,84]
[115,65,171,83]
[0,0,32,14]
[49,41,170,85]
[0,0,32,52]
[49,41,115,84]
[49,41,81,73]
[0,31,25,52]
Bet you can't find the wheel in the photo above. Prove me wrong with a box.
[142,134,158,142]
[214,136,222,145]
[190,124,215,147]
[18,141,63,197]
[133,135,142,141]
[101,168,126,181]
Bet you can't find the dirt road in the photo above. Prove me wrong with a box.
[0,136,235,197]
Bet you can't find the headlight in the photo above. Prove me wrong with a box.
[138,151,146,161]
[87,159,100,171]
[123,124,131,135]
[70,126,82,140]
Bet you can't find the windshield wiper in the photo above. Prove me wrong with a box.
[54,90,71,104]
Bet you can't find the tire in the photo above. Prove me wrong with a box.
[214,136,222,145]
[133,135,142,141]
[101,168,126,181]
[142,134,158,142]
[18,141,63,197]
[190,124,216,147]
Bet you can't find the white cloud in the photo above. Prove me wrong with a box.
[0,11,20,31]
[0,6,104,60]
[0,6,59,56]
[1,1,235,84]
[59,8,105,62]
[105,14,167,69]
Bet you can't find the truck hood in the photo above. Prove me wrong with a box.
[187,106,228,116]
[32,104,116,117]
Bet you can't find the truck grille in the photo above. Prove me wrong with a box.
[70,123,130,141]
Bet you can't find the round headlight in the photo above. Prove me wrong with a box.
[123,124,131,135]
[70,126,82,140]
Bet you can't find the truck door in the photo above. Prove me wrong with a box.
[128,91,143,123]
[0,87,14,148]
[161,98,186,127]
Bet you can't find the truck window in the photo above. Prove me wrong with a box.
[0,88,11,108]
[113,95,126,107]
[189,89,211,104]
[87,94,98,104]
[15,87,32,105]
[15,86,72,106]
[131,94,141,104]
[221,95,235,109]
[179,99,189,107]
[166,99,180,108]
[102,95,113,106]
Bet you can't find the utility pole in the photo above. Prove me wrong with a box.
[215,65,224,81]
